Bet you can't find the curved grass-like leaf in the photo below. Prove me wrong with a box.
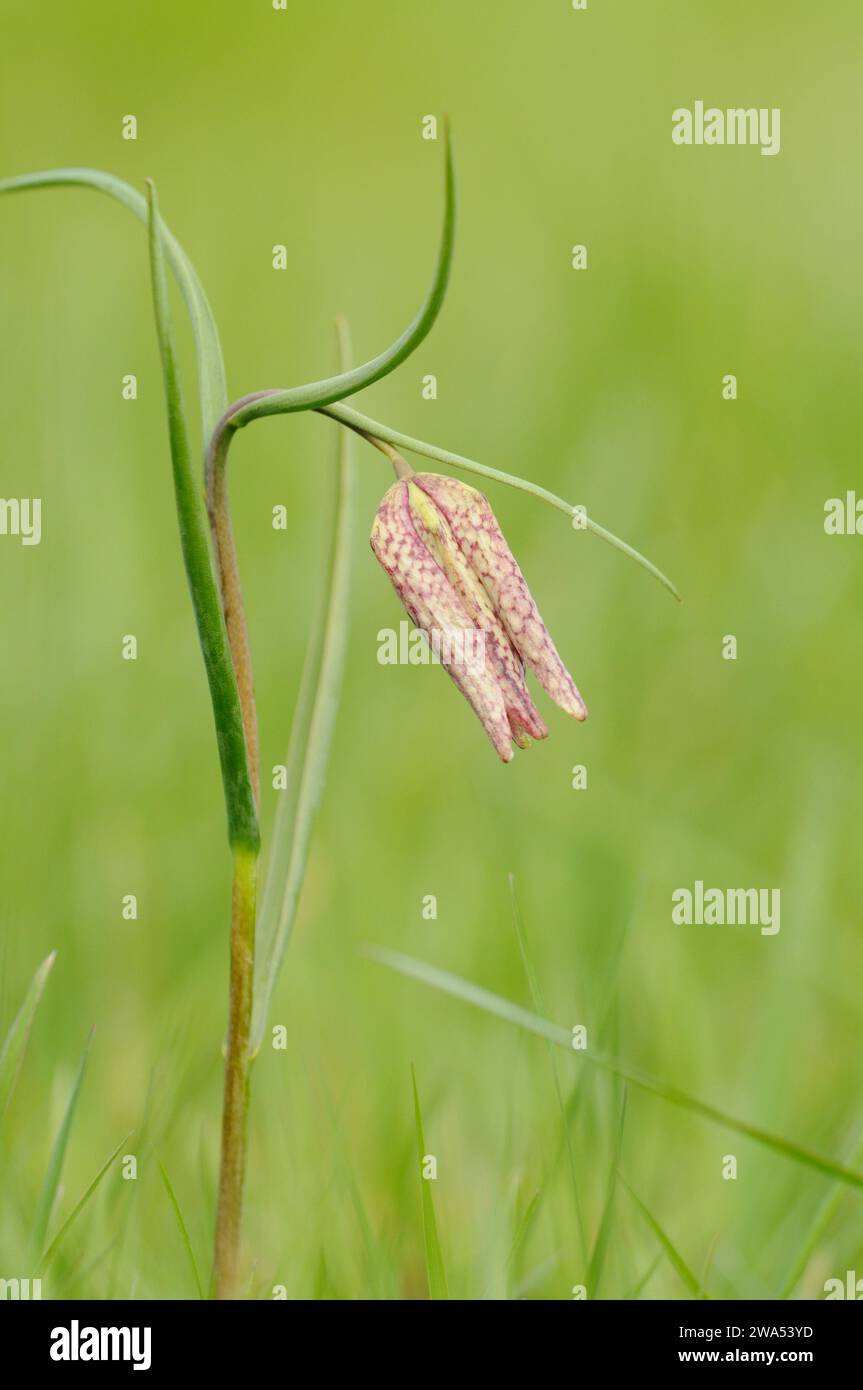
[368,947,863,1192]
[146,180,259,850]
[159,1161,205,1300]
[321,402,681,601]
[586,1092,627,1299]
[0,168,227,442]
[30,1028,93,1264]
[0,950,56,1127]
[226,126,455,428]
[510,878,587,1262]
[779,1126,863,1299]
[411,1064,449,1300]
[1,130,455,439]
[619,1173,705,1299]
[38,1131,131,1274]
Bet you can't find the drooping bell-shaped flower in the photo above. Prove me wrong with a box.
[370,472,587,761]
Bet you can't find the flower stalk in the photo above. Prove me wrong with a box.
[213,844,257,1299]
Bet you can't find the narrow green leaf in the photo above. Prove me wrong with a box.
[368,948,863,1192]
[1,136,453,440]
[30,1028,93,1262]
[510,877,587,1263]
[321,401,681,601]
[250,319,356,1053]
[1,171,255,848]
[780,1126,863,1299]
[506,1190,542,1277]
[38,1131,131,1274]
[511,1253,561,1299]
[586,1090,627,1299]
[159,1162,205,1300]
[145,179,258,850]
[624,1253,661,1300]
[313,1054,394,1300]
[411,1065,449,1300]
[0,168,227,442]
[228,126,455,427]
[619,1173,705,1299]
[0,950,56,1126]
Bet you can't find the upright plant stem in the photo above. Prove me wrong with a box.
[207,417,261,1299]
[145,182,261,1299]
[214,845,257,1299]
[207,420,260,804]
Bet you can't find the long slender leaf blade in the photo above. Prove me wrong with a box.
[0,144,455,438]
[0,168,227,440]
[30,1028,93,1261]
[38,1131,132,1274]
[411,1065,449,1300]
[0,950,56,1125]
[159,1162,205,1300]
[780,1126,863,1298]
[230,127,455,425]
[619,1174,705,1299]
[510,877,587,1263]
[368,948,863,1192]
[324,401,680,601]
[624,1253,661,1300]
[145,178,258,850]
[586,1091,627,1298]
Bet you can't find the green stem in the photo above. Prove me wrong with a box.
[213,845,257,1299]
[206,420,260,807]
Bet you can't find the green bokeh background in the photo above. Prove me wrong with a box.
[1,0,860,1299]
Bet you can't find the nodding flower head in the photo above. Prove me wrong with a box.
[370,472,587,762]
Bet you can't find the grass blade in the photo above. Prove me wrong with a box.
[251,319,356,1052]
[368,947,863,1192]
[619,1173,705,1299]
[586,1090,627,1299]
[38,1131,132,1274]
[0,950,56,1126]
[316,1057,394,1300]
[30,1028,93,1262]
[624,1253,661,1300]
[506,1190,542,1278]
[0,169,226,441]
[159,1162,205,1300]
[411,1065,449,1300]
[227,125,455,426]
[779,1126,863,1298]
[510,876,587,1263]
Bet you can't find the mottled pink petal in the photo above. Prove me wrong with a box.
[406,480,548,746]
[370,481,514,761]
[413,474,587,721]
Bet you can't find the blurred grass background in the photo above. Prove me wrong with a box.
[1,0,861,1299]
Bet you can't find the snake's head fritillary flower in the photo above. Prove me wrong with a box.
[370,472,587,762]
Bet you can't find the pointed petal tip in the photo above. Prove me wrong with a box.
[554,684,588,722]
